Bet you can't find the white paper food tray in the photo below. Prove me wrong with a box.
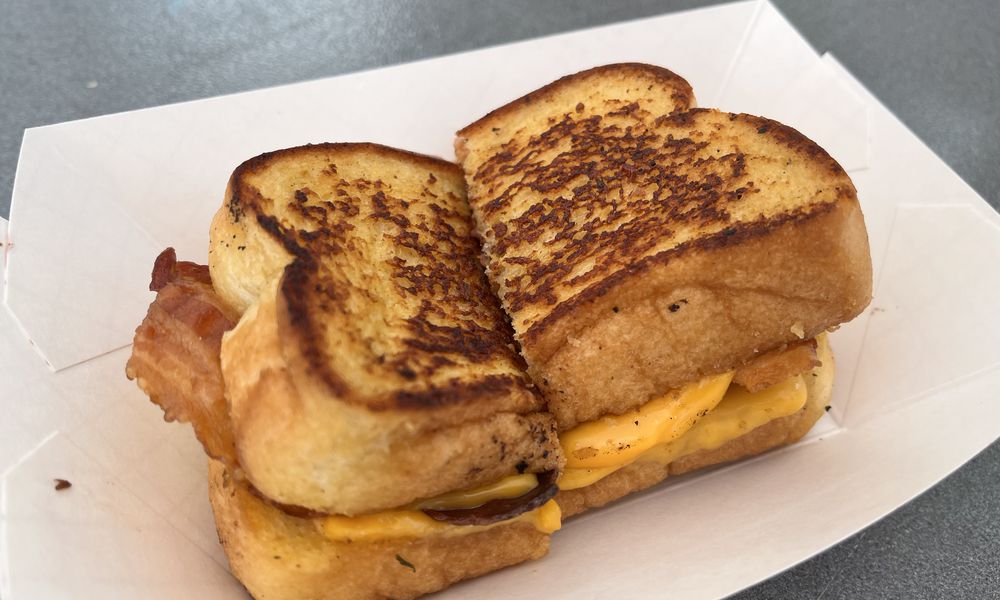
[3,1,999,598]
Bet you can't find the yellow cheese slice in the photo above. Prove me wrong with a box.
[316,499,562,542]
[559,374,808,490]
[412,473,538,510]
[559,373,734,470]
[646,373,808,464]
[315,473,557,542]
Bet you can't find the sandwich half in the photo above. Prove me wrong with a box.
[127,143,564,599]
[455,64,872,516]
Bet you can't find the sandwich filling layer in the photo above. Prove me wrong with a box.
[316,471,562,541]
[558,343,820,491]
[316,499,562,542]
[127,249,563,541]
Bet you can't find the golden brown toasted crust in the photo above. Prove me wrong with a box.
[459,94,871,428]
[209,144,562,514]
[457,63,694,141]
[234,143,464,189]
[532,193,866,429]
[557,334,834,518]
[216,143,525,412]
[209,459,550,600]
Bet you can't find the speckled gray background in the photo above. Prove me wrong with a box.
[2,1,998,598]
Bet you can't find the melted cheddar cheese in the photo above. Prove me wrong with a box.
[560,373,734,469]
[315,473,560,542]
[558,374,808,490]
[317,499,561,542]
[412,473,538,510]
[314,370,809,540]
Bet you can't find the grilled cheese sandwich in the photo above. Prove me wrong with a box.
[127,62,872,600]
[128,143,567,600]
[456,64,871,516]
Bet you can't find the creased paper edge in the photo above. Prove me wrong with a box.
[4,128,158,374]
[822,54,993,211]
[816,51,872,174]
[0,430,60,599]
[1,215,8,296]
[844,203,1000,426]
[3,131,57,374]
[2,129,26,308]
[712,0,765,104]
[1,429,234,597]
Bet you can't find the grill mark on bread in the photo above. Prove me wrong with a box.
[404,308,520,364]
[523,203,837,344]
[226,143,532,411]
[227,143,463,222]
[472,108,744,316]
[394,374,532,409]
[463,105,854,339]
[457,63,694,140]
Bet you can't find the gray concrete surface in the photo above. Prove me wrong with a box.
[2,1,998,598]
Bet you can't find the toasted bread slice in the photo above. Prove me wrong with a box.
[458,63,694,144]
[557,333,834,517]
[208,459,551,600]
[209,144,561,515]
[457,70,871,428]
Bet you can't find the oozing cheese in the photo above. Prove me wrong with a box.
[315,473,559,542]
[558,374,808,490]
[316,499,562,542]
[559,373,734,470]
[314,372,809,541]
[645,374,807,463]
[411,473,538,510]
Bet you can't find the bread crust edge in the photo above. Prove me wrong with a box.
[456,63,695,142]
[209,458,550,600]
[530,196,868,429]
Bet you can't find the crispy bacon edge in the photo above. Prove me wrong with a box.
[732,338,821,392]
[125,248,240,467]
[127,249,557,527]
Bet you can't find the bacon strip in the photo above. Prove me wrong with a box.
[732,338,820,392]
[128,251,559,527]
[422,471,559,526]
[247,470,560,526]
[126,248,240,467]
